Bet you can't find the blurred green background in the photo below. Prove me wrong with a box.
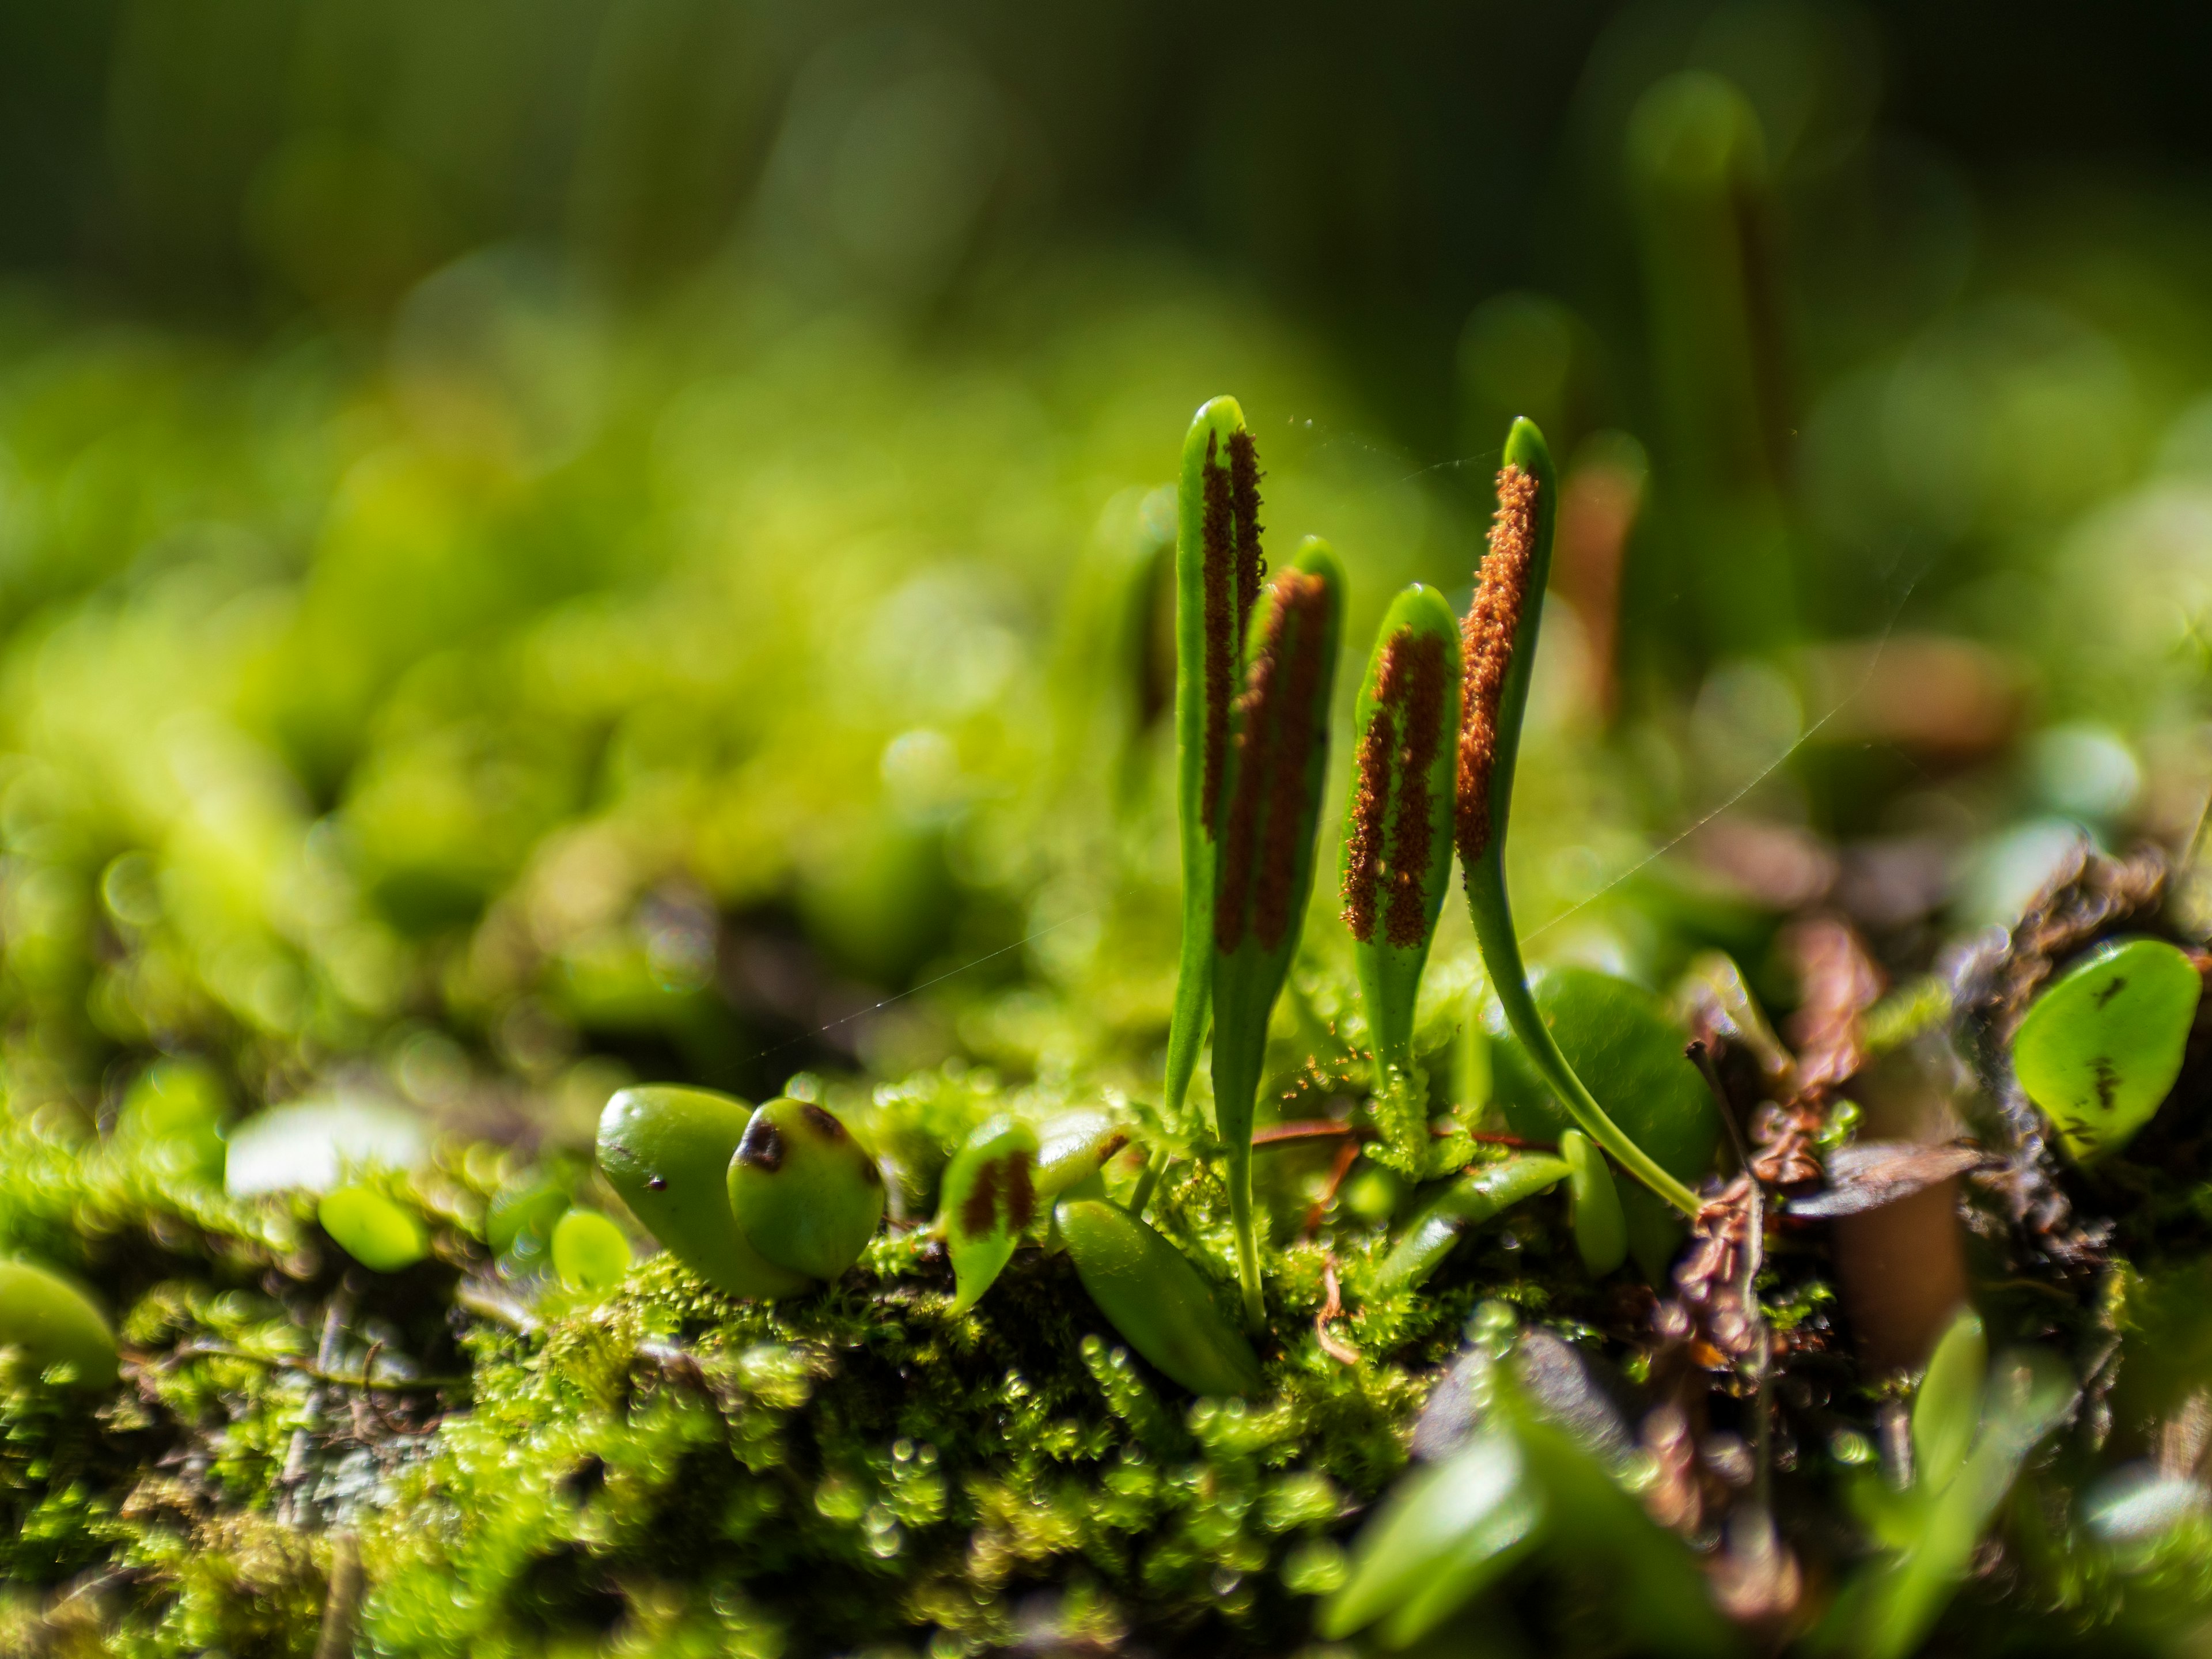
[3,0,2211,1151]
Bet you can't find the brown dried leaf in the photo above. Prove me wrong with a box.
[1789,1140,1991,1219]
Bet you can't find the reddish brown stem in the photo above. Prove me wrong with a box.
[1250,1119,1556,1152]
[1302,1137,1363,1238]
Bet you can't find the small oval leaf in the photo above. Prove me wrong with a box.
[317,1185,429,1274]
[597,1085,813,1300]
[728,1098,887,1282]
[1560,1130,1627,1277]
[938,1115,1040,1313]
[2012,935,2201,1162]
[0,1259,118,1389]
[1375,1155,1571,1293]
[1056,1198,1263,1397]
[551,1209,633,1293]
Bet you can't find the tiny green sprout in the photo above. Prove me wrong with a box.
[1559,1129,1627,1277]
[1055,1197,1263,1398]
[1375,1154,1571,1294]
[937,1115,1039,1313]
[728,1097,887,1282]
[0,1259,118,1389]
[1339,584,1463,1173]
[1164,395,1266,1137]
[317,1185,429,1273]
[551,1209,632,1293]
[1212,541,1345,1328]
[1456,418,1700,1219]
[597,1085,813,1300]
[2011,935,2202,1162]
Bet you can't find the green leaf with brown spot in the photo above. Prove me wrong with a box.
[938,1115,1040,1312]
[2013,935,2202,1162]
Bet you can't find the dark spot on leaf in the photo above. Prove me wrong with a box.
[647,1175,666,1191]
[1003,1155,1035,1233]
[2093,975,2128,1009]
[960,1159,1002,1238]
[2092,1056,2120,1112]
[737,1118,784,1172]
[801,1103,846,1141]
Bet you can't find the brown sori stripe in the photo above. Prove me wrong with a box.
[1253,570,1330,953]
[1201,431,1236,837]
[1213,626,1274,955]
[1384,630,1448,947]
[1229,429,1266,633]
[1340,698,1393,944]
[960,1157,1002,1238]
[1456,465,1539,870]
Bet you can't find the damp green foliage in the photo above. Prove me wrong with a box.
[598,1086,814,1301]
[728,1097,888,1282]
[317,1184,430,1273]
[551,1209,632,1293]
[1164,395,1253,1141]
[1210,541,1344,1329]
[1340,584,1462,1174]
[1458,419,1702,1220]
[1486,967,1722,1280]
[2012,936,2203,1162]
[937,1115,1040,1313]
[0,1087,1476,1655]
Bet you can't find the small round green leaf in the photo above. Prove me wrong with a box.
[1056,1198,1263,1397]
[0,1259,118,1389]
[2013,935,2201,1162]
[938,1115,1039,1313]
[597,1085,813,1300]
[317,1185,429,1273]
[728,1098,887,1282]
[551,1209,633,1293]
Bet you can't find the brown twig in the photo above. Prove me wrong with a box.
[1302,1138,1362,1238]
[1315,1256,1360,1365]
